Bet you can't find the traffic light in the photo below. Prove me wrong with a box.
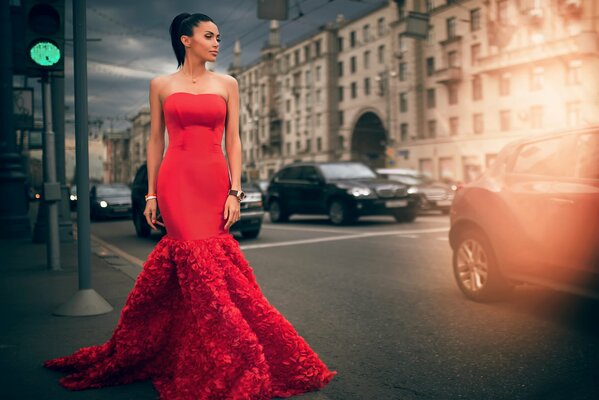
[13,0,65,76]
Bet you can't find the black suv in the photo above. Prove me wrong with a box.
[267,161,418,225]
[131,163,265,238]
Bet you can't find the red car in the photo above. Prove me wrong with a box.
[449,127,599,302]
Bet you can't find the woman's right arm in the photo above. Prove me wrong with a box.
[147,77,166,196]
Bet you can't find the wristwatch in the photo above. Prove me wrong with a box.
[228,189,246,201]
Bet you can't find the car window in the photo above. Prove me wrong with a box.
[575,133,599,179]
[319,163,377,179]
[511,137,573,177]
[299,166,320,180]
[96,185,131,196]
[134,166,147,183]
[276,167,302,181]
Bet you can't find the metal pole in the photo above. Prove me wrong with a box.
[53,0,112,316]
[41,71,61,271]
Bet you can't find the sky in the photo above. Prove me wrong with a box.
[32,0,388,135]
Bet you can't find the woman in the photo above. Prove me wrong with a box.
[43,13,337,399]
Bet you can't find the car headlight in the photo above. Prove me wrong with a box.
[241,192,262,203]
[407,187,419,194]
[70,195,77,201]
[99,200,108,208]
[348,187,372,197]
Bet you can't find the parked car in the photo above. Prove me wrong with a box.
[69,185,77,210]
[449,127,599,302]
[267,161,418,225]
[90,183,132,220]
[131,163,265,238]
[376,168,456,214]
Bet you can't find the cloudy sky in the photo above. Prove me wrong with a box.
[34,0,387,135]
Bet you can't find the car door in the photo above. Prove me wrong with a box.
[297,166,326,213]
[550,131,599,280]
[503,134,575,277]
[272,166,303,213]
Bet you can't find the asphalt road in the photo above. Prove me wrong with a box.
[90,213,599,400]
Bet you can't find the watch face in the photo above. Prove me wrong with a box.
[239,191,246,200]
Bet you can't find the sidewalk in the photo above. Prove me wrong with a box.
[0,216,158,399]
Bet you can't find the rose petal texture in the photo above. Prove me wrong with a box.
[43,233,337,399]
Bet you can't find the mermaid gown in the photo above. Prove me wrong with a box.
[43,92,337,399]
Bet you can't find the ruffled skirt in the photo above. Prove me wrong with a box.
[43,233,336,399]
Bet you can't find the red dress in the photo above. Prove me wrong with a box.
[43,92,337,399]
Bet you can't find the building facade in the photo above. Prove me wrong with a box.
[103,128,131,184]
[232,0,599,182]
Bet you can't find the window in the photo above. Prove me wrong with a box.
[512,137,567,177]
[426,57,435,76]
[449,117,459,136]
[350,31,356,47]
[427,120,437,138]
[316,65,321,81]
[446,17,457,40]
[277,166,302,181]
[472,75,482,101]
[305,70,311,86]
[499,73,511,96]
[427,88,436,108]
[530,67,544,91]
[338,86,344,102]
[567,59,582,85]
[425,0,434,12]
[338,110,344,126]
[286,99,290,112]
[400,92,408,112]
[316,89,322,104]
[338,61,344,76]
[317,137,322,152]
[315,40,322,57]
[400,123,409,142]
[500,110,511,131]
[448,50,459,67]
[497,0,509,24]
[316,113,322,127]
[567,101,581,127]
[377,17,385,37]
[294,49,300,65]
[398,35,407,53]
[378,45,385,63]
[427,25,435,45]
[575,133,599,179]
[448,84,458,105]
[286,120,291,134]
[470,8,481,31]
[304,45,311,61]
[364,51,370,69]
[350,56,357,73]
[351,82,357,98]
[338,36,344,52]
[471,44,481,66]
[286,142,291,155]
[530,105,543,129]
[473,113,484,134]
[363,24,370,42]
[399,63,407,81]
[306,138,311,152]
[364,78,371,95]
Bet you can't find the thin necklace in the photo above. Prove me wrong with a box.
[182,66,197,84]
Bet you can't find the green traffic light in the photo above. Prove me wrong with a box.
[29,40,61,67]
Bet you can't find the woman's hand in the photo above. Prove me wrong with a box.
[223,195,240,231]
[143,199,165,231]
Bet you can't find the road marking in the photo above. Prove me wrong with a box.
[397,234,419,239]
[263,225,359,234]
[437,237,449,241]
[91,233,144,272]
[240,227,449,250]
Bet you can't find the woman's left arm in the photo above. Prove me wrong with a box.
[224,75,242,191]
[223,75,242,230]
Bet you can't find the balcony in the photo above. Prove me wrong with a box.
[479,32,599,72]
[435,66,462,84]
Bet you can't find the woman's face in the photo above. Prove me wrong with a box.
[183,21,220,62]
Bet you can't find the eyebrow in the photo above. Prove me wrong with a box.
[204,30,220,36]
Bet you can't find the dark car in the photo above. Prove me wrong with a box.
[267,161,418,225]
[449,127,599,302]
[376,168,455,214]
[69,185,77,210]
[131,163,265,239]
[90,183,132,220]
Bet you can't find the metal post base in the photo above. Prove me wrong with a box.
[52,288,113,316]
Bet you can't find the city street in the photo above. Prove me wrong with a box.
[87,214,599,400]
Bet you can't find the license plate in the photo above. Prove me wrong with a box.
[385,200,408,208]
[437,200,452,207]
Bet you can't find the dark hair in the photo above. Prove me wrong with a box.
[169,13,215,68]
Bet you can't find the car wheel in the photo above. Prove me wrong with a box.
[329,200,354,225]
[453,229,514,302]
[393,209,417,223]
[241,228,261,239]
[269,199,289,223]
[133,207,151,238]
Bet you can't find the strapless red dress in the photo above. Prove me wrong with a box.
[43,92,337,399]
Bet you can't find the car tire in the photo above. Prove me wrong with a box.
[269,199,289,223]
[393,209,417,223]
[133,207,151,238]
[329,200,355,225]
[241,228,261,239]
[453,229,514,302]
